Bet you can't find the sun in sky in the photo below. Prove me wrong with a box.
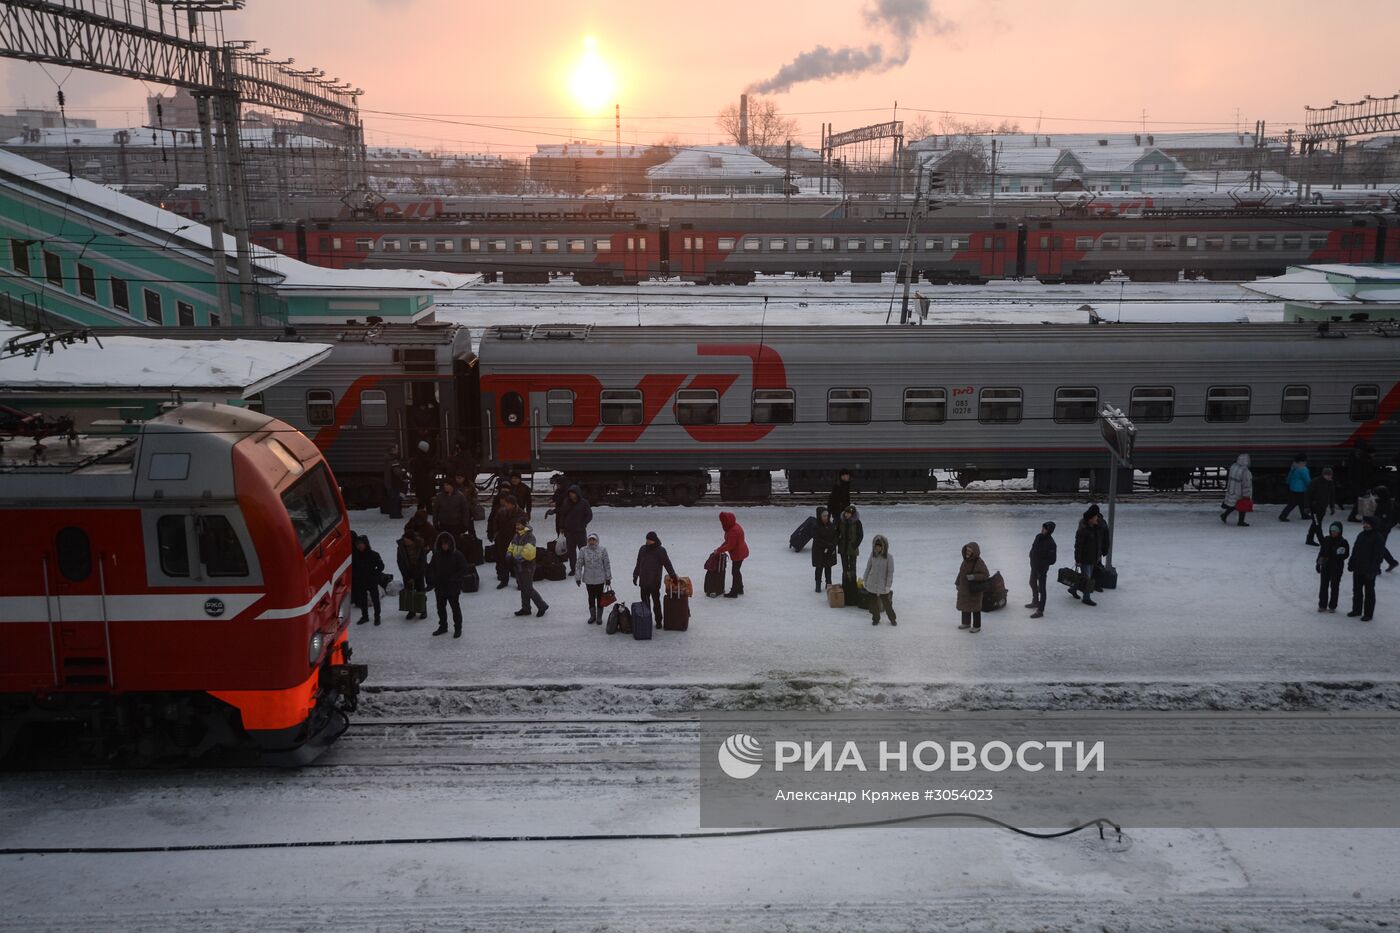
[568,36,617,113]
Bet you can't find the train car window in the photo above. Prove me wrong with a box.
[306,390,335,426]
[143,289,164,324]
[355,238,374,250]
[682,236,692,250]
[874,238,891,251]
[1054,387,1099,423]
[600,390,644,425]
[569,239,587,253]
[821,237,836,251]
[435,239,455,252]
[281,464,342,556]
[1350,385,1380,422]
[898,238,911,251]
[517,239,535,252]
[903,388,946,424]
[332,238,342,250]
[770,238,788,251]
[9,239,31,275]
[500,391,525,427]
[1256,236,1275,250]
[1180,235,1198,249]
[111,276,130,312]
[1308,235,1327,250]
[382,239,402,252]
[489,238,507,252]
[982,236,994,250]
[319,236,331,251]
[1280,385,1311,423]
[595,239,612,252]
[846,239,865,252]
[77,263,96,299]
[541,239,558,252]
[743,238,762,251]
[1205,236,1224,250]
[675,389,720,425]
[1101,236,1119,250]
[1039,236,1050,249]
[827,388,871,425]
[467,238,482,251]
[949,237,966,250]
[408,239,427,253]
[1075,237,1094,250]
[546,389,575,426]
[177,301,195,327]
[43,250,63,286]
[1206,386,1251,423]
[752,389,795,425]
[1153,236,1175,249]
[1130,386,1174,423]
[978,388,1023,425]
[148,453,191,481]
[156,515,190,577]
[360,390,388,427]
[197,516,249,577]
[1230,236,1249,250]
[1282,235,1302,250]
[718,237,736,250]
[796,238,812,251]
[209,313,220,327]
[925,238,943,251]
[1126,236,1145,249]
[637,237,647,251]
[55,527,92,582]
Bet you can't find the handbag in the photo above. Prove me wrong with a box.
[967,575,990,594]
[1236,497,1254,513]
[599,588,617,609]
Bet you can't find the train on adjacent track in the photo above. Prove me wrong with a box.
[253,209,1398,286]
[84,321,1400,510]
[0,404,367,766]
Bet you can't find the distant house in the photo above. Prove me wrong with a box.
[646,145,793,196]
[528,143,671,195]
[916,141,1186,194]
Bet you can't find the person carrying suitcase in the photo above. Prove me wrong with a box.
[633,531,677,627]
[713,511,749,598]
[577,532,612,625]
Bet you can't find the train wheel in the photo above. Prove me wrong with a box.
[669,484,699,507]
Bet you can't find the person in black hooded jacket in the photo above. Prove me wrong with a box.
[558,484,593,576]
[1026,521,1057,618]
[633,531,677,627]
[1317,522,1349,613]
[427,532,469,638]
[350,534,384,626]
[811,507,838,593]
[827,470,852,519]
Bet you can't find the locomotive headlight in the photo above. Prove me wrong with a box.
[309,631,325,665]
[337,592,352,624]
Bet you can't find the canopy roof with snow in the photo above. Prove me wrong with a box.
[1241,264,1400,321]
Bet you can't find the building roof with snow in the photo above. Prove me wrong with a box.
[1241,264,1400,321]
[647,146,786,181]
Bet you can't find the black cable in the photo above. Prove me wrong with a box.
[0,812,1122,856]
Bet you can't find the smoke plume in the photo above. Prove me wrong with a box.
[747,0,954,94]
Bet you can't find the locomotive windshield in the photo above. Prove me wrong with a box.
[280,464,343,555]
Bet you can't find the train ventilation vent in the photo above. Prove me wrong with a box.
[394,348,438,373]
[530,324,594,341]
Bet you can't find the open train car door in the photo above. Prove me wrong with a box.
[455,354,483,463]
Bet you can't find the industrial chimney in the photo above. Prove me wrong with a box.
[739,94,749,148]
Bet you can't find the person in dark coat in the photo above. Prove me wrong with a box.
[382,445,405,520]
[633,531,678,627]
[396,531,428,619]
[1071,513,1102,606]
[811,507,838,593]
[714,511,749,598]
[451,470,479,540]
[432,479,471,543]
[836,505,864,589]
[1305,467,1338,546]
[558,484,593,576]
[1348,515,1385,621]
[1373,485,1400,572]
[491,471,533,519]
[427,531,468,638]
[409,440,437,508]
[446,442,474,485]
[1346,445,1377,522]
[507,518,549,617]
[488,495,520,589]
[954,542,989,633]
[350,534,384,626]
[544,474,569,535]
[827,470,853,519]
[1027,521,1057,618]
[1317,522,1349,614]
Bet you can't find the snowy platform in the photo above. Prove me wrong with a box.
[347,501,1400,691]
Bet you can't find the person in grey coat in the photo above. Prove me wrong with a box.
[862,534,896,626]
[576,532,612,624]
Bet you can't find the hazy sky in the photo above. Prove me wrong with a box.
[2,0,1397,154]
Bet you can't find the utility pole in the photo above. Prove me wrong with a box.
[614,103,621,195]
[218,46,258,325]
[784,139,792,214]
[987,139,998,217]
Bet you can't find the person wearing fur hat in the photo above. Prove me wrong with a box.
[633,531,677,627]
[507,518,549,618]
[576,532,612,624]
[863,535,896,626]
[1317,522,1349,614]
[1027,521,1057,619]
[1348,515,1384,621]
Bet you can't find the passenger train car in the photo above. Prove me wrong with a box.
[253,210,1397,285]
[0,404,366,765]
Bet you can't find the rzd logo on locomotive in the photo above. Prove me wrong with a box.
[204,598,226,618]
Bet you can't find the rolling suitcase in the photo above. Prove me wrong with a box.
[462,566,480,594]
[631,600,654,639]
[704,553,728,597]
[663,578,690,631]
[462,535,485,566]
[789,516,818,552]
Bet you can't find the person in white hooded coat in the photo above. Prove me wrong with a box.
[1220,453,1255,526]
[862,535,896,626]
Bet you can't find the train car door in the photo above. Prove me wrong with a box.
[982,232,1010,277]
[624,232,648,282]
[1032,232,1063,278]
[492,388,531,468]
[46,526,112,688]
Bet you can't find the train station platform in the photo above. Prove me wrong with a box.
[0,147,476,329]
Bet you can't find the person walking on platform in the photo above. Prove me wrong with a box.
[1027,521,1057,619]
[1305,467,1337,546]
[1219,454,1254,527]
[489,495,520,590]
[1279,454,1312,522]
[1071,512,1102,606]
[508,518,549,618]
[397,531,428,619]
[1317,522,1349,614]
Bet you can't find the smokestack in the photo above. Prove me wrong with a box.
[739,94,749,148]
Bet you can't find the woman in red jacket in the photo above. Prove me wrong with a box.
[713,511,749,598]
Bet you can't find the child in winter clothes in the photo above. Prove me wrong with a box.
[350,534,384,625]
[576,532,612,624]
[863,534,896,626]
[1027,521,1057,618]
